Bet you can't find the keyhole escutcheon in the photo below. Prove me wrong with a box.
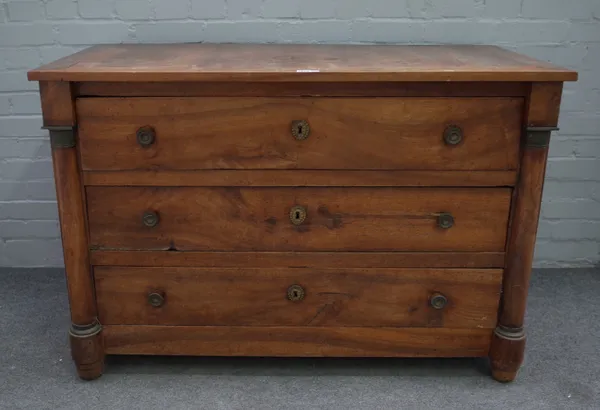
[289,205,307,226]
[287,284,305,302]
[291,120,310,140]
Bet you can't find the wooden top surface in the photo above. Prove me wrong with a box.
[28,44,577,83]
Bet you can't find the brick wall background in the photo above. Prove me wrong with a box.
[0,0,598,267]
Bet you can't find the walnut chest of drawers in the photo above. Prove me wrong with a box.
[28,44,577,382]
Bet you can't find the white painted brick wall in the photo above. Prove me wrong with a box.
[0,0,598,267]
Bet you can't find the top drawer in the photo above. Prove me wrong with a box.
[77,97,522,171]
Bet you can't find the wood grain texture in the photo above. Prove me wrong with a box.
[42,81,106,380]
[90,251,506,268]
[104,326,493,357]
[95,267,501,328]
[501,82,563,328]
[52,148,96,325]
[28,44,577,82]
[489,331,525,383]
[30,44,575,381]
[70,331,104,380]
[82,170,518,187]
[527,82,564,128]
[77,97,523,171]
[500,148,550,327]
[86,187,512,252]
[74,81,530,97]
[39,81,75,127]
[41,82,95,326]
[489,82,564,383]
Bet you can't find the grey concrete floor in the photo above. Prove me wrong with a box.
[0,268,599,410]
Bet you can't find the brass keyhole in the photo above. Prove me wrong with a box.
[287,284,305,302]
[289,205,307,225]
[291,120,310,140]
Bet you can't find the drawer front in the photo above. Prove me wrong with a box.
[95,267,502,328]
[77,97,522,171]
[86,187,511,252]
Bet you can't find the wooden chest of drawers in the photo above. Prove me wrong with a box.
[28,44,576,382]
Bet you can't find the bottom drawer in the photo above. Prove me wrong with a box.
[95,267,502,328]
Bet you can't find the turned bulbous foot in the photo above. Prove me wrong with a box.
[489,325,526,383]
[69,320,105,380]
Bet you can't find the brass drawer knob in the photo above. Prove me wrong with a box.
[142,210,160,227]
[289,205,307,226]
[136,126,156,147]
[430,293,448,310]
[287,284,305,302]
[437,212,454,229]
[443,125,463,146]
[148,292,165,307]
[291,120,310,140]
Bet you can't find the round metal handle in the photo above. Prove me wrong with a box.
[443,125,463,146]
[430,293,448,310]
[136,126,156,147]
[291,120,310,140]
[437,212,454,229]
[289,205,307,226]
[287,284,305,302]
[142,211,160,227]
[148,292,164,307]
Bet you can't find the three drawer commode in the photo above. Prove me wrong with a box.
[28,44,577,382]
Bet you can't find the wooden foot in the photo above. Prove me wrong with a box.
[69,320,105,380]
[489,325,525,383]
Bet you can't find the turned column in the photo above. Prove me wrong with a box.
[490,82,564,382]
[40,82,104,380]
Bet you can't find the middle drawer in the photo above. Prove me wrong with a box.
[86,187,511,252]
